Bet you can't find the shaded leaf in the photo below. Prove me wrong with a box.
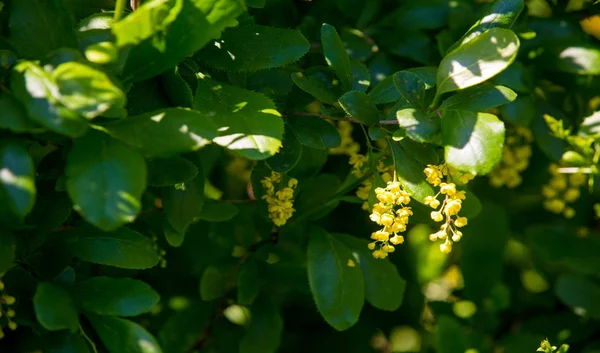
[200,266,228,301]
[291,71,339,105]
[197,201,239,222]
[33,282,80,332]
[390,141,435,203]
[439,85,517,112]
[338,91,379,125]
[0,139,36,220]
[88,314,163,353]
[555,275,600,320]
[237,261,261,306]
[393,71,427,109]
[240,298,283,353]
[0,92,44,133]
[435,316,468,353]
[287,115,341,150]
[322,24,353,91]
[351,61,371,92]
[0,230,16,273]
[147,157,199,187]
[163,172,205,233]
[161,66,193,108]
[266,125,303,173]
[397,108,440,143]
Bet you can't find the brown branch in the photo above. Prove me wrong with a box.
[285,112,398,125]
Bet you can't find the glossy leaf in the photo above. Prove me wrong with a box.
[0,139,36,220]
[66,131,146,231]
[163,173,205,234]
[322,24,353,91]
[368,75,398,104]
[66,225,160,269]
[33,282,80,332]
[291,72,339,105]
[266,125,303,173]
[338,91,379,125]
[112,0,180,47]
[147,157,199,187]
[351,61,371,92]
[336,233,406,311]
[104,108,218,157]
[194,76,283,160]
[70,277,159,316]
[287,115,341,150]
[307,227,364,331]
[396,108,440,143]
[439,85,517,112]
[393,71,427,109]
[389,141,435,203]
[202,25,309,71]
[197,201,239,222]
[239,298,283,353]
[88,314,163,353]
[555,275,600,320]
[436,28,519,97]
[442,110,505,174]
[542,43,600,75]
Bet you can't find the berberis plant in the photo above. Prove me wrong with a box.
[1,0,600,351]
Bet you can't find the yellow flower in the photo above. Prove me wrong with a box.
[431,211,443,222]
[455,217,468,228]
[444,200,462,216]
[564,188,580,202]
[262,172,297,226]
[544,199,565,213]
[563,207,576,219]
[440,183,457,196]
[440,241,452,254]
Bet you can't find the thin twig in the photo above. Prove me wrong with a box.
[285,112,397,125]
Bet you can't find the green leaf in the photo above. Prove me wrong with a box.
[0,93,44,133]
[541,43,600,75]
[0,230,16,273]
[201,25,309,71]
[266,125,303,173]
[398,138,440,166]
[369,68,436,105]
[338,91,379,125]
[194,76,283,160]
[198,201,239,222]
[500,96,535,126]
[322,24,353,91]
[389,141,435,203]
[368,75,399,104]
[11,61,89,137]
[66,131,146,231]
[351,61,371,92]
[163,217,185,247]
[0,139,36,220]
[33,282,80,333]
[47,332,92,353]
[291,71,339,105]
[396,108,440,143]
[435,316,468,353]
[442,110,505,174]
[436,28,519,97]
[237,261,261,306]
[66,225,160,269]
[294,174,341,221]
[393,71,427,109]
[287,115,341,150]
[104,108,218,157]
[88,314,163,353]
[200,265,228,301]
[163,173,205,234]
[336,234,406,312]
[121,0,244,82]
[307,227,364,331]
[70,277,159,317]
[239,298,283,353]
[112,0,181,48]
[161,67,194,108]
[52,62,125,119]
[555,275,600,320]
[446,0,524,53]
[439,85,517,112]
[147,157,199,187]
[580,111,600,139]
[405,67,437,89]
[8,0,78,59]
[158,301,212,352]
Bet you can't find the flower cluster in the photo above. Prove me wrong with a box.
[423,164,474,254]
[0,273,17,339]
[368,180,413,259]
[542,164,587,219]
[488,126,533,188]
[261,171,298,226]
[356,160,395,211]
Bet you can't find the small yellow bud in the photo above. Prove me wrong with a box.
[431,211,444,222]
[564,188,580,203]
[542,185,557,199]
[429,198,440,209]
[459,173,475,184]
[440,242,452,254]
[381,172,392,183]
[381,213,394,226]
[452,231,463,242]
[3,296,15,305]
[384,244,395,253]
[563,207,576,219]
[288,178,298,188]
[0,281,4,291]
[8,321,17,331]
[549,176,568,191]
[544,199,565,213]
[424,196,434,205]
[445,200,462,216]
[369,212,381,223]
[429,233,438,241]
[368,242,376,250]
[6,309,15,318]
[390,235,404,245]
[455,217,468,228]
[569,173,586,187]
[440,183,456,196]
[347,259,356,267]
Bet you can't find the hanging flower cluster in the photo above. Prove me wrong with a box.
[542,164,587,219]
[423,164,474,254]
[261,171,298,226]
[368,180,413,259]
[488,126,533,188]
[356,160,395,211]
[0,274,17,339]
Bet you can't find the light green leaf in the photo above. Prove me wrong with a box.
[66,131,146,231]
[336,233,406,311]
[393,71,427,109]
[338,91,379,125]
[104,108,218,157]
[396,108,440,143]
[201,25,309,71]
[0,139,36,220]
[66,225,160,269]
[33,282,80,332]
[579,111,600,139]
[556,275,600,320]
[291,71,339,105]
[200,265,228,301]
[446,0,524,53]
[194,76,283,160]
[11,61,89,137]
[439,84,517,112]
[286,115,341,150]
[237,261,261,306]
[322,24,353,91]
[112,0,181,47]
[307,227,364,331]
[147,157,199,187]
[88,314,163,353]
[122,0,244,82]
[163,173,205,234]
[240,298,283,353]
[436,28,519,97]
[70,277,159,317]
[198,201,239,222]
[0,230,16,273]
[53,62,126,119]
[0,93,44,133]
[8,0,78,59]
[441,110,505,174]
[389,141,435,203]
[351,61,371,92]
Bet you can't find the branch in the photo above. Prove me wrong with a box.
[284,112,398,125]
